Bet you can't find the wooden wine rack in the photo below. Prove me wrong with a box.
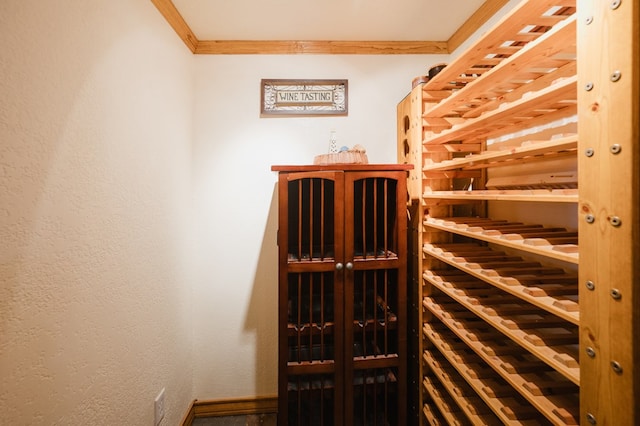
[394,0,612,424]
[397,0,639,423]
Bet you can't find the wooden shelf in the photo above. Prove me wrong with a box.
[422,189,577,204]
[422,403,448,426]
[423,344,550,425]
[422,135,578,173]
[423,75,577,146]
[424,217,579,264]
[422,245,579,324]
[420,1,576,96]
[287,360,335,375]
[423,366,502,425]
[424,274,579,385]
[424,15,576,121]
[287,322,336,336]
[424,296,578,386]
[424,319,579,425]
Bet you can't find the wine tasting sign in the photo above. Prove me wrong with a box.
[261,79,348,117]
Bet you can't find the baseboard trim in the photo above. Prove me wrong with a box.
[180,399,197,426]
[181,395,278,425]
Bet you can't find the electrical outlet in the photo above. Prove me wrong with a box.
[154,388,166,425]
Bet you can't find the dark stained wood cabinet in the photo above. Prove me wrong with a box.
[272,164,411,426]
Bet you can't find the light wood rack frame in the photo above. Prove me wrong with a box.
[397,0,639,424]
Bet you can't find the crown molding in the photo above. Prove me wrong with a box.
[195,40,449,55]
[150,0,197,52]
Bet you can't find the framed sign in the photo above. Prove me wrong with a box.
[261,79,348,117]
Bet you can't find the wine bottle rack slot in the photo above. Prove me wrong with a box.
[424,217,579,264]
[424,343,550,425]
[423,243,579,324]
[396,1,581,423]
[423,288,579,423]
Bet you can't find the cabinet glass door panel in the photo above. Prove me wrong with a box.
[350,176,400,260]
[279,171,344,426]
[286,175,338,262]
[287,272,337,364]
[352,367,399,426]
[287,373,336,426]
[346,267,402,426]
[343,172,407,426]
[351,269,400,359]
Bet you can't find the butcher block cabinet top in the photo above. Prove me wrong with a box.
[271,164,413,172]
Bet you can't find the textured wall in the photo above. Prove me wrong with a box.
[0,0,195,424]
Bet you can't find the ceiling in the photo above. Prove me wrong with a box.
[172,0,486,41]
[152,0,510,54]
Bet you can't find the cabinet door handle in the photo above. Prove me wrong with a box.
[336,263,344,271]
[346,262,354,271]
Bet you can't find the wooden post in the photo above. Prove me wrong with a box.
[578,0,640,424]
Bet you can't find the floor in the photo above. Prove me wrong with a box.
[191,414,277,426]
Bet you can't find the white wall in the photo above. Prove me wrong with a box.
[0,1,195,424]
[190,53,447,398]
